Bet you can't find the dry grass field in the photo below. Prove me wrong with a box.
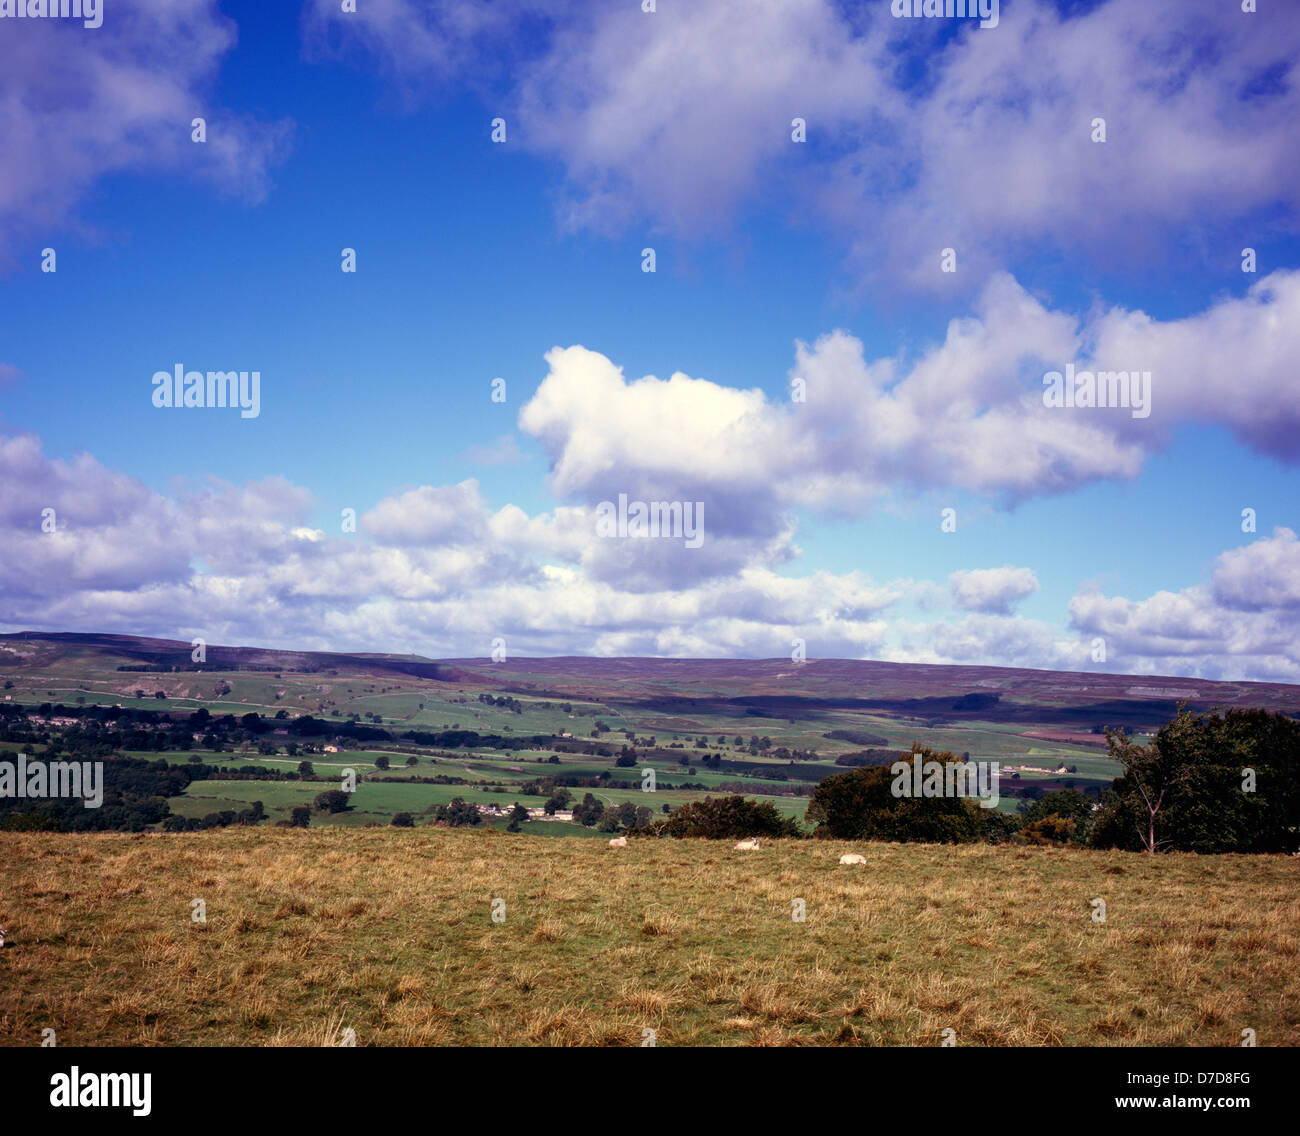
[1,828,1296,1046]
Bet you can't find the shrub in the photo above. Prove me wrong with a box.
[1017,789,1093,844]
[571,793,604,827]
[313,789,351,814]
[1021,816,1077,845]
[651,795,801,839]
[806,749,982,844]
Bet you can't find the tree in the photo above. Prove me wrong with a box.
[374,755,390,770]
[1098,727,1190,853]
[298,760,314,776]
[405,755,418,766]
[313,789,351,814]
[805,748,982,844]
[431,798,482,827]
[290,806,310,828]
[978,809,1021,844]
[1091,708,1300,854]
[1017,789,1094,844]
[572,793,604,827]
[1021,815,1077,845]
[652,795,801,839]
[392,812,415,827]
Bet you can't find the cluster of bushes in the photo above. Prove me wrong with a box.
[803,709,1300,853]
[313,789,351,814]
[427,798,483,827]
[0,752,369,832]
[161,801,265,831]
[0,703,355,758]
[1091,708,1299,853]
[564,794,654,832]
[0,702,201,756]
[805,757,1100,846]
[0,754,198,832]
[806,750,989,844]
[648,795,802,840]
[551,738,615,758]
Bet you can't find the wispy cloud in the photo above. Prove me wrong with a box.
[0,0,291,264]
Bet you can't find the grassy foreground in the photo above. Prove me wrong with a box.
[1,829,1296,1046]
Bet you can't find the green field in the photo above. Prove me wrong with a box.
[9,632,1299,839]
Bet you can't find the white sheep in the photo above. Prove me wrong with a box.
[838,853,867,865]
[733,837,760,850]
[0,926,7,947]
[608,836,628,848]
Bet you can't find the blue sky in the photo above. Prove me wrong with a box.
[1,0,1298,679]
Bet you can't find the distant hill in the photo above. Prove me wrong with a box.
[0,630,476,684]
[3,630,1299,732]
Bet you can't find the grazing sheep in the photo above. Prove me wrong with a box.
[733,837,760,851]
[608,836,628,848]
[838,853,867,865]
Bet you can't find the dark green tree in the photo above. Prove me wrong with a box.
[313,789,351,814]
[805,747,982,843]
[431,797,482,827]
[653,795,801,839]
[572,793,605,827]
[1091,708,1300,853]
[1017,789,1094,844]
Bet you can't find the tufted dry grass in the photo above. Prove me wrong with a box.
[1,828,1296,1046]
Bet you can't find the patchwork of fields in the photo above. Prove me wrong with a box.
[0,633,1216,832]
